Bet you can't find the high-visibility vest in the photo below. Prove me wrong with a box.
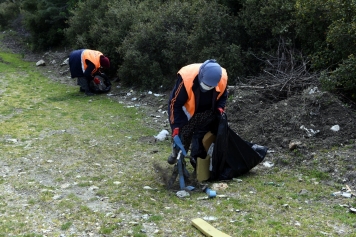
[178,63,227,120]
[81,50,103,75]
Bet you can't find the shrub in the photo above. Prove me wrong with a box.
[0,1,20,30]
[21,0,72,50]
[65,0,146,76]
[118,0,245,90]
[320,54,356,99]
[117,1,197,89]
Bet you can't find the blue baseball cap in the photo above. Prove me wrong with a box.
[198,59,222,87]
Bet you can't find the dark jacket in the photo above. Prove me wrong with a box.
[168,74,228,130]
[69,49,100,79]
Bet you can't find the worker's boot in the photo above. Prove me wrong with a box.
[167,145,179,165]
[78,77,94,96]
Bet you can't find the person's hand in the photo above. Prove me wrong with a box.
[172,128,179,138]
[217,107,225,115]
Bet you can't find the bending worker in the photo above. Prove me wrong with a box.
[69,49,110,96]
[167,59,228,169]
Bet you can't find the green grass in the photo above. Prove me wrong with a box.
[0,48,356,236]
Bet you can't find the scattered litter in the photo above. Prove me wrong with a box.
[217,195,228,198]
[309,87,319,94]
[154,93,162,97]
[264,182,281,187]
[6,138,18,143]
[203,188,216,198]
[113,181,121,185]
[131,97,137,101]
[197,194,227,200]
[299,189,308,195]
[176,190,190,198]
[232,178,243,182]
[263,161,274,167]
[330,125,340,132]
[154,129,169,141]
[211,183,228,191]
[332,191,352,198]
[350,208,356,213]
[300,125,320,137]
[143,186,153,190]
[88,186,99,191]
[197,196,209,200]
[203,216,217,221]
[185,186,195,191]
[148,91,152,94]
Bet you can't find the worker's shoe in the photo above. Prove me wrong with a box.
[167,154,177,165]
[167,146,179,165]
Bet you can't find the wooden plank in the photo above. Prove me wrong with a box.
[191,218,231,237]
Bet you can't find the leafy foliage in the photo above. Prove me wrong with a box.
[118,1,244,89]
[2,0,356,100]
[0,1,20,29]
[320,54,356,99]
[21,0,72,50]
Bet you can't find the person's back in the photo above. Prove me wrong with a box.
[68,49,110,96]
[69,49,85,78]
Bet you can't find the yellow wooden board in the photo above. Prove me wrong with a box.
[192,218,231,237]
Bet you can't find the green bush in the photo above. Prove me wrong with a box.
[21,0,72,50]
[118,0,245,90]
[188,1,244,84]
[237,0,298,77]
[320,54,356,99]
[117,1,196,89]
[65,0,147,76]
[0,1,20,30]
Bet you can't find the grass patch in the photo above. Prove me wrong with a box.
[60,222,72,230]
[0,46,355,236]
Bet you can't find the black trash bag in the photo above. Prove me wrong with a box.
[210,113,268,181]
[89,73,112,93]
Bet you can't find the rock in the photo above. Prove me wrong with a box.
[176,190,190,198]
[60,58,69,66]
[36,59,46,66]
[289,141,302,150]
[331,125,340,132]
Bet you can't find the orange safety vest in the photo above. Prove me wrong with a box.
[178,63,228,120]
[81,50,103,75]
